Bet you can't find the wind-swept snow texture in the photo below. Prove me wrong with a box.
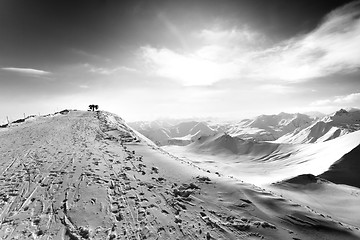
[1,110,359,239]
[270,175,360,228]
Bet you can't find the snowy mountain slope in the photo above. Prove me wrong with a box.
[189,133,280,157]
[165,130,360,186]
[227,113,315,141]
[319,143,360,188]
[269,175,360,228]
[135,128,171,145]
[130,108,359,146]
[276,109,360,144]
[2,110,358,239]
[189,122,216,136]
[323,108,360,126]
[131,112,316,145]
[167,122,218,145]
[130,120,217,146]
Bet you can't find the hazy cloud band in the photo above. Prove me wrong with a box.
[1,67,51,75]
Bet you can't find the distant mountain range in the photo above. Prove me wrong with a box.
[129,120,217,146]
[275,108,360,144]
[225,112,314,141]
[129,108,360,146]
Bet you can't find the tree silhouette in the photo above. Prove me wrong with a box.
[89,104,94,111]
[89,104,99,111]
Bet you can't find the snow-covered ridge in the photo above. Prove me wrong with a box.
[0,109,72,129]
[276,108,360,144]
[98,111,140,143]
[227,113,314,141]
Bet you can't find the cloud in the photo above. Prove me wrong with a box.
[311,92,360,106]
[256,0,360,81]
[310,99,333,106]
[334,92,360,104]
[84,64,137,75]
[258,84,294,94]
[1,67,51,75]
[197,27,262,47]
[79,85,90,89]
[140,1,360,85]
[71,49,111,62]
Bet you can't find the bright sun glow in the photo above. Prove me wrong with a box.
[142,46,238,86]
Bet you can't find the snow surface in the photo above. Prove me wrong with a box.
[1,110,359,239]
[275,109,360,144]
[269,178,360,228]
[164,130,360,185]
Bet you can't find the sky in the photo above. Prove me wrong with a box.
[1,0,360,122]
